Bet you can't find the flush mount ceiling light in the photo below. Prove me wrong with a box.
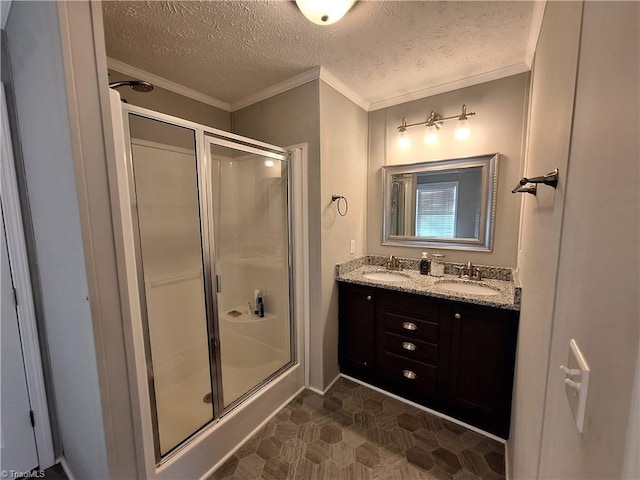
[397,104,476,148]
[295,0,356,25]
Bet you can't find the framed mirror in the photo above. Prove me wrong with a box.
[382,153,499,251]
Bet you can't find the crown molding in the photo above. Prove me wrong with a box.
[525,0,547,68]
[108,58,532,115]
[368,63,531,111]
[318,67,369,111]
[107,58,231,111]
[230,67,322,112]
[231,66,370,112]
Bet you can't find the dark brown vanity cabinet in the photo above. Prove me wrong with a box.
[338,282,519,439]
[375,290,442,405]
[439,301,519,438]
[337,283,376,380]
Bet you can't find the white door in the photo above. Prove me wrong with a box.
[1,208,39,472]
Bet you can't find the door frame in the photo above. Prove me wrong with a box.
[1,84,55,469]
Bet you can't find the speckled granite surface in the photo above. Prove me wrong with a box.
[336,256,521,311]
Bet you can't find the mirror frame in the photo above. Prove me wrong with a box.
[381,153,499,251]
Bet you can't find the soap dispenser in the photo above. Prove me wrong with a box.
[420,252,430,275]
[257,293,265,318]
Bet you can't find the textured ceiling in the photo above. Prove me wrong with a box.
[102,1,536,109]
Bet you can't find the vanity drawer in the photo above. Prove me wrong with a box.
[382,311,439,343]
[380,352,437,402]
[377,291,440,319]
[382,332,438,365]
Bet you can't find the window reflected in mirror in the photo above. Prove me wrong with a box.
[383,154,498,251]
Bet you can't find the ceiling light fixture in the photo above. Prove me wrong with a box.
[397,104,476,148]
[295,0,356,25]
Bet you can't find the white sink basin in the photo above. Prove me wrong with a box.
[436,280,500,296]
[362,270,411,282]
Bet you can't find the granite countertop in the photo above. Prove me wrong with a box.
[336,255,521,311]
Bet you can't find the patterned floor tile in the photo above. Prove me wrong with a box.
[210,378,505,480]
[406,445,434,471]
[262,457,290,480]
[235,453,264,479]
[354,442,381,468]
[320,423,343,444]
[305,439,331,464]
[331,441,356,466]
[281,438,307,464]
[257,437,283,460]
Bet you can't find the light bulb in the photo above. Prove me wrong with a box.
[424,125,438,144]
[264,159,275,168]
[295,0,356,25]
[455,119,470,140]
[398,129,410,148]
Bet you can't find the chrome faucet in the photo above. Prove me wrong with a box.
[459,261,482,281]
[386,255,403,271]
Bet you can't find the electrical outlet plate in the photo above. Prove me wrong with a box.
[562,338,590,433]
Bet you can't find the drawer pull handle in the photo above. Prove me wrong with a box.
[366,295,372,301]
[401,342,417,351]
[402,370,417,380]
[454,313,461,319]
[402,322,417,331]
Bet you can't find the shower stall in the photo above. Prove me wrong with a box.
[108,90,304,478]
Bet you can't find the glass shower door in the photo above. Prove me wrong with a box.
[127,115,215,458]
[207,138,293,409]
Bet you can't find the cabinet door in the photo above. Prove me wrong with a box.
[338,283,375,380]
[440,301,519,438]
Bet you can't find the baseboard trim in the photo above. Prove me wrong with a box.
[58,457,75,480]
[340,374,506,444]
[307,373,341,397]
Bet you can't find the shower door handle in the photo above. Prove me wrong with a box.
[215,274,222,293]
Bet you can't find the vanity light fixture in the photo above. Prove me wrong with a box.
[397,104,476,148]
[295,0,356,25]
[397,117,410,148]
[455,104,472,140]
[423,111,442,144]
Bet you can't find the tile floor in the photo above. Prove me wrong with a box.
[210,377,506,480]
[16,464,68,479]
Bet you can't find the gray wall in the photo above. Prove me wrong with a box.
[231,80,368,391]
[319,81,368,387]
[108,68,230,131]
[536,2,639,477]
[231,81,324,389]
[367,73,529,267]
[5,2,109,478]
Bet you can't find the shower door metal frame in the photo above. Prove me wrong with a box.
[203,134,296,417]
[119,102,296,466]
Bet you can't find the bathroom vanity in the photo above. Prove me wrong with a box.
[336,257,520,439]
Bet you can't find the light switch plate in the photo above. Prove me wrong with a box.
[562,338,590,433]
[350,239,355,254]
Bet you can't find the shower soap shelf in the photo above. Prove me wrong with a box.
[222,308,276,323]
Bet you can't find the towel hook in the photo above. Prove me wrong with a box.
[331,194,349,216]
